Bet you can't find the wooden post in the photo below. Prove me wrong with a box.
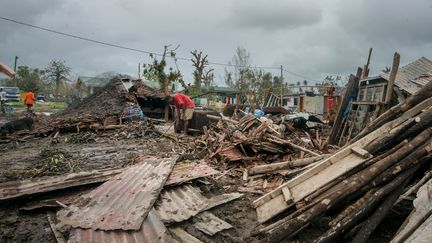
[385,52,400,104]
[280,65,284,107]
[164,77,169,121]
[362,48,373,79]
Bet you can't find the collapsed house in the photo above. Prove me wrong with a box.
[329,56,432,146]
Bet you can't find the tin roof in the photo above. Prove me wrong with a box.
[411,72,432,87]
[165,161,220,186]
[154,184,243,224]
[193,212,233,236]
[57,156,178,231]
[68,209,173,243]
[129,80,166,99]
[0,168,123,201]
[381,57,432,94]
[155,185,208,224]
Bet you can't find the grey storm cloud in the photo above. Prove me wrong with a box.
[228,1,322,31]
[0,0,431,84]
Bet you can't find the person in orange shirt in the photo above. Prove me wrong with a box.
[23,89,36,113]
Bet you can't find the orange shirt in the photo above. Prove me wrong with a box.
[24,92,35,105]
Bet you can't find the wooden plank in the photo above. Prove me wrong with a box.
[351,146,372,159]
[385,53,400,104]
[281,187,292,202]
[248,155,330,175]
[256,153,366,223]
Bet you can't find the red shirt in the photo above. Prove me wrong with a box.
[172,93,195,109]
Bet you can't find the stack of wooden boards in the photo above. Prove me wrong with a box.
[253,80,432,242]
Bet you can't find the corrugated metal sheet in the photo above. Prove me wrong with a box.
[155,185,208,224]
[204,192,243,211]
[166,162,219,186]
[381,57,432,94]
[412,72,432,87]
[0,168,124,201]
[193,212,233,236]
[129,81,166,99]
[155,184,243,224]
[68,209,173,243]
[169,227,203,243]
[57,156,178,231]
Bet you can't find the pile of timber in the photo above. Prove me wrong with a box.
[27,115,124,137]
[253,80,432,242]
[192,114,322,163]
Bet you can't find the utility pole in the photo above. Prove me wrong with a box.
[280,65,283,107]
[13,56,18,72]
[138,63,141,79]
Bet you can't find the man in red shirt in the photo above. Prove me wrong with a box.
[171,93,195,134]
[23,89,36,113]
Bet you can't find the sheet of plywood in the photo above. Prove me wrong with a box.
[256,153,366,223]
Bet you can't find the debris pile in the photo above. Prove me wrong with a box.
[192,114,324,163]
[252,80,432,242]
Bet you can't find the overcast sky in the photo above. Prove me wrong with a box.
[1,0,432,85]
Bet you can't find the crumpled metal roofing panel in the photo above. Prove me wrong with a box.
[155,184,243,224]
[0,168,124,201]
[193,212,233,236]
[57,156,178,231]
[68,209,173,243]
[155,185,208,224]
[165,161,220,186]
[381,57,432,94]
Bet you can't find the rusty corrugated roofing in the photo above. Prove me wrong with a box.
[57,156,178,231]
[129,81,166,99]
[155,185,208,224]
[68,209,173,243]
[0,168,123,201]
[381,57,432,94]
[154,184,243,224]
[165,161,220,186]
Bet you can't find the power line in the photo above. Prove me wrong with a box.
[0,16,313,79]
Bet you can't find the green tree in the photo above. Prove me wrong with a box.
[10,66,44,92]
[143,45,181,93]
[382,66,391,74]
[44,60,71,97]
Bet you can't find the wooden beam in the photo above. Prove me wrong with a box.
[385,52,400,104]
[248,155,330,175]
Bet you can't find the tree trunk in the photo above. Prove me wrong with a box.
[351,178,407,243]
[315,166,415,243]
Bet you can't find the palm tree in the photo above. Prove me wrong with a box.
[382,66,391,74]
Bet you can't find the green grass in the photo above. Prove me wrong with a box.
[5,101,67,113]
